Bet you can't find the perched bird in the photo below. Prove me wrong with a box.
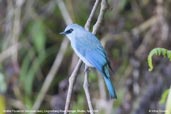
[60,24,117,99]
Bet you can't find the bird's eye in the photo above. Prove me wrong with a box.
[66,28,73,34]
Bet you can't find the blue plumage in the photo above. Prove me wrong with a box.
[60,24,117,99]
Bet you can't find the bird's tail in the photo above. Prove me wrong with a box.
[103,76,117,99]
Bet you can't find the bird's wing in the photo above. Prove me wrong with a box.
[75,32,109,73]
[85,47,107,71]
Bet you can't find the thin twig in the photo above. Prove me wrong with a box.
[93,0,108,34]
[57,0,73,25]
[85,0,101,31]
[156,0,169,41]
[132,16,158,36]
[3,0,14,50]
[84,0,100,31]
[83,66,94,114]
[12,0,25,61]
[64,59,82,114]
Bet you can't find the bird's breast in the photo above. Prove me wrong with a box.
[70,36,94,67]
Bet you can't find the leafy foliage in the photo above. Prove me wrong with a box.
[147,48,171,71]
[165,87,171,114]
[160,89,169,104]
[30,20,46,55]
[0,95,5,114]
[147,48,171,114]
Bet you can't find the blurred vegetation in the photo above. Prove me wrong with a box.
[0,0,171,114]
[147,48,171,114]
[148,48,171,71]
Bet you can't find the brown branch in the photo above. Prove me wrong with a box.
[83,66,94,114]
[84,0,100,31]
[64,59,82,114]
[12,0,25,62]
[93,0,108,34]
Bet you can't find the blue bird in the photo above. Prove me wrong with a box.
[60,24,117,99]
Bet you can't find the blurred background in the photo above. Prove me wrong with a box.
[0,0,171,114]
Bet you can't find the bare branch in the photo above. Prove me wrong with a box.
[12,0,25,61]
[132,16,158,36]
[64,59,82,114]
[57,0,73,25]
[83,66,94,114]
[93,0,108,34]
[84,0,100,31]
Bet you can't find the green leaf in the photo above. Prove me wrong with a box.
[20,49,34,85]
[19,49,46,96]
[0,95,5,114]
[25,54,45,96]
[165,86,171,114]
[160,89,169,104]
[30,20,46,55]
[147,48,171,71]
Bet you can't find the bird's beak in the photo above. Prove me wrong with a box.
[59,31,66,35]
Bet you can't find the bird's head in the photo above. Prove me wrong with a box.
[60,24,84,40]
